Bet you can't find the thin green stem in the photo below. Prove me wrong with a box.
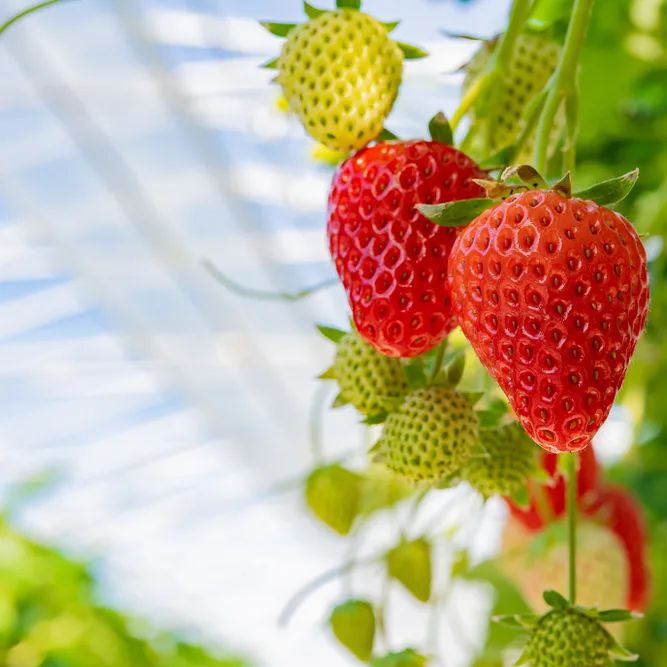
[534,0,595,174]
[566,453,577,604]
[430,341,447,383]
[450,0,532,131]
[0,0,68,36]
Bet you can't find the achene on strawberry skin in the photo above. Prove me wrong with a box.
[449,189,649,452]
[328,140,487,358]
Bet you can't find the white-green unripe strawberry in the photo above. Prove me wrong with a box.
[376,386,478,483]
[262,5,426,153]
[461,421,538,497]
[331,330,408,416]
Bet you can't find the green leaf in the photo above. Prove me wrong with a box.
[387,538,432,602]
[428,111,453,145]
[543,589,569,609]
[405,361,427,389]
[330,600,375,661]
[479,144,516,169]
[417,198,495,227]
[395,42,429,59]
[573,168,639,206]
[446,351,466,386]
[378,127,399,141]
[303,1,325,18]
[477,409,504,429]
[362,411,388,425]
[461,391,484,405]
[336,0,361,8]
[597,609,642,623]
[371,649,427,667]
[259,21,297,37]
[509,485,530,508]
[260,56,280,69]
[317,324,346,343]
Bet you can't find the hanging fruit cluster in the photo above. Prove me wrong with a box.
[257,0,651,664]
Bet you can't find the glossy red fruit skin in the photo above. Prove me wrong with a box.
[327,141,486,357]
[508,445,600,531]
[586,485,650,611]
[450,190,650,451]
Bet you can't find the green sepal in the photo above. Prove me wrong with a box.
[336,0,361,8]
[552,170,572,197]
[597,609,642,623]
[304,1,325,18]
[479,144,516,170]
[509,484,530,508]
[514,649,531,666]
[573,168,639,206]
[461,391,484,405]
[428,111,453,145]
[381,20,400,32]
[317,323,346,343]
[362,411,389,425]
[332,392,350,408]
[417,198,496,227]
[395,42,429,59]
[371,649,427,667]
[260,21,297,37]
[318,366,336,380]
[405,361,428,389]
[543,589,569,609]
[477,409,503,429]
[378,127,399,141]
[386,538,432,602]
[330,599,375,661]
[607,634,639,662]
[260,56,280,69]
[446,351,466,386]
[492,614,539,629]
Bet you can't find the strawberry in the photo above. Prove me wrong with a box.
[330,329,408,416]
[586,485,650,611]
[501,517,629,613]
[448,189,649,452]
[305,464,362,535]
[461,421,538,498]
[508,445,600,531]
[521,606,614,667]
[375,386,478,483]
[330,599,375,661]
[263,6,421,153]
[386,538,432,602]
[463,32,562,161]
[328,140,487,357]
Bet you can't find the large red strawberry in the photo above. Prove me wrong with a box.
[508,445,600,531]
[586,485,650,611]
[448,189,649,451]
[327,140,486,357]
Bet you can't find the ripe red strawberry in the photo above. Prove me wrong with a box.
[449,189,649,451]
[508,445,600,531]
[586,485,650,611]
[327,140,486,357]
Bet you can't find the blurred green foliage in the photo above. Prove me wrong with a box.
[0,518,247,667]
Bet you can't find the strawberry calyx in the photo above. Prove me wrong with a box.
[418,165,640,228]
[260,2,427,60]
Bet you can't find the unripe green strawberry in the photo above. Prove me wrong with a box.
[461,421,537,497]
[464,31,562,161]
[501,518,629,613]
[386,538,432,602]
[330,599,375,661]
[276,10,403,152]
[521,607,612,667]
[333,330,408,416]
[305,464,362,535]
[376,387,478,483]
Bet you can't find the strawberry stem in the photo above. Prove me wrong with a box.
[566,452,577,604]
[534,0,595,175]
